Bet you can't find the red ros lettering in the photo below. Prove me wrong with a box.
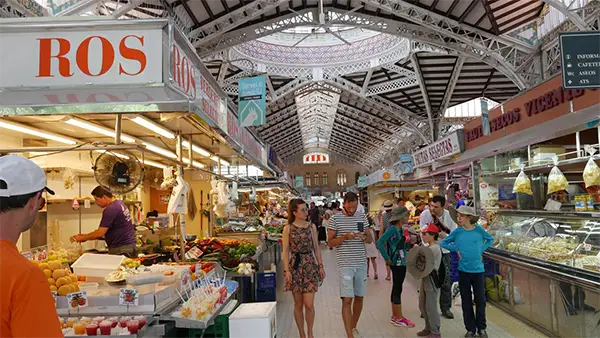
[37,35,146,78]
[172,44,197,99]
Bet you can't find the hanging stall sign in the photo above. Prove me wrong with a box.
[393,154,413,177]
[170,40,227,131]
[0,26,163,88]
[412,130,464,168]
[463,75,599,150]
[238,75,267,127]
[357,176,367,188]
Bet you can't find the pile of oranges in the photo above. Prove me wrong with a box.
[32,260,80,296]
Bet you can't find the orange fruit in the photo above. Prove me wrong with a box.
[68,274,77,283]
[49,285,57,292]
[56,277,69,288]
[39,263,49,270]
[48,278,56,285]
[52,269,66,280]
[43,269,52,278]
[48,261,62,271]
[57,285,70,296]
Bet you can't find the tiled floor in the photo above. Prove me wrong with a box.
[275,246,549,338]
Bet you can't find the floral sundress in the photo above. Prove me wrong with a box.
[285,224,320,293]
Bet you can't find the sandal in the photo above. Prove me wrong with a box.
[385,276,391,281]
[374,274,379,280]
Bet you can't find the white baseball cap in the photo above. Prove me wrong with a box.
[0,155,55,197]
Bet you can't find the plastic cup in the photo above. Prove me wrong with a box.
[133,315,147,327]
[99,321,112,335]
[107,317,119,328]
[119,317,129,328]
[127,320,139,334]
[73,323,86,335]
[85,323,98,336]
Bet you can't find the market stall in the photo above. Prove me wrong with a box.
[0,17,277,337]
[460,74,600,338]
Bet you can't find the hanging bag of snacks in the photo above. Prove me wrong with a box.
[547,156,569,194]
[513,166,533,195]
[582,145,600,188]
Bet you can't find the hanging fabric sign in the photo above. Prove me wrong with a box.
[238,75,266,127]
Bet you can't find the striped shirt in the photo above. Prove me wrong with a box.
[330,212,369,268]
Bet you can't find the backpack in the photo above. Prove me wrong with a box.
[430,247,446,288]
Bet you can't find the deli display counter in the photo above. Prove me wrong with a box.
[486,210,600,338]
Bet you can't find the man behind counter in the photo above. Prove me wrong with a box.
[71,186,136,257]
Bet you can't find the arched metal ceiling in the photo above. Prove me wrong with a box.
[2,0,598,170]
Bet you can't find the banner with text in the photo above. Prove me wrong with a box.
[238,75,266,127]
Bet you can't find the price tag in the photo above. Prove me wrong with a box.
[52,291,58,307]
[584,243,592,251]
[184,247,203,260]
[180,269,191,290]
[31,245,48,261]
[119,288,139,306]
[67,291,88,309]
[195,264,202,279]
[84,199,91,209]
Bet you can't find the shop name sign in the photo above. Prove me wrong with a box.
[171,42,225,129]
[412,131,463,168]
[0,29,163,88]
[466,87,585,142]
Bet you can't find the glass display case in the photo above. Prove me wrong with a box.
[488,211,600,274]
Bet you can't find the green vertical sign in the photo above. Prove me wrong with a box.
[238,75,267,127]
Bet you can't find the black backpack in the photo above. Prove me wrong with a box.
[430,247,446,288]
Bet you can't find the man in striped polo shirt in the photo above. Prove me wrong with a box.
[328,192,373,338]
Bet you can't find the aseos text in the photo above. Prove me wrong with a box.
[37,35,147,78]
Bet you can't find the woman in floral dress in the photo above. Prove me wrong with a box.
[283,198,326,338]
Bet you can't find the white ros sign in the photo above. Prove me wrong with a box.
[412,132,463,168]
[0,29,163,88]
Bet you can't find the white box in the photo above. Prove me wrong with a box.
[229,302,277,338]
[71,253,125,277]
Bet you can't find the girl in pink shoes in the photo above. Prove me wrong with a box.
[376,206,415,328]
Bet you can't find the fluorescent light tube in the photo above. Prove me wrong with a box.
[141,142,177,159]
[65,118,135,143]
[0,120,77,145]
[182,141,211,157]
[183,157,206,168]
[210,156,230,166]
[94,150,129,159]
[131,116,175,139]
[142,159,168,169]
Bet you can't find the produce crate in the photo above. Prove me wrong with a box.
[257,272,276,290]
[256,287,276,302]
[188,301,240,338]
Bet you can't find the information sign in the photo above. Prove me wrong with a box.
[560,31,600,89]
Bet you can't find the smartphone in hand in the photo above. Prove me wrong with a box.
[357,222,364,232]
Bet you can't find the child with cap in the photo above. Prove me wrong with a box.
[440,206,494,338]
[418,223,443,338]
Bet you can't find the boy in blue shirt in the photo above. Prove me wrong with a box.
[440,206,494,338]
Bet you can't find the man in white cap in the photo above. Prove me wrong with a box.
[0,155,63,337]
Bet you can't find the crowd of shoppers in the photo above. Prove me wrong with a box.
[284,193,494,338]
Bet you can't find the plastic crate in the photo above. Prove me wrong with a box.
[256,286,276,302]
[71,253,125,278]
[257,272,276,290]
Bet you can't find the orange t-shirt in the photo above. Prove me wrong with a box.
[0,240,63,337]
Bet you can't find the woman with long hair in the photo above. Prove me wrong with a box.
[283,199,326,338]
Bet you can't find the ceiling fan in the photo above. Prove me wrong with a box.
[289,0,363,47]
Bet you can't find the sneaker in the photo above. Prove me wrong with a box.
[441,310,454,319]
[465,332,476,338]
[417,328,431,336]
[352,328,362,338]
[392,317,415,327]
[477,330,488,338]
